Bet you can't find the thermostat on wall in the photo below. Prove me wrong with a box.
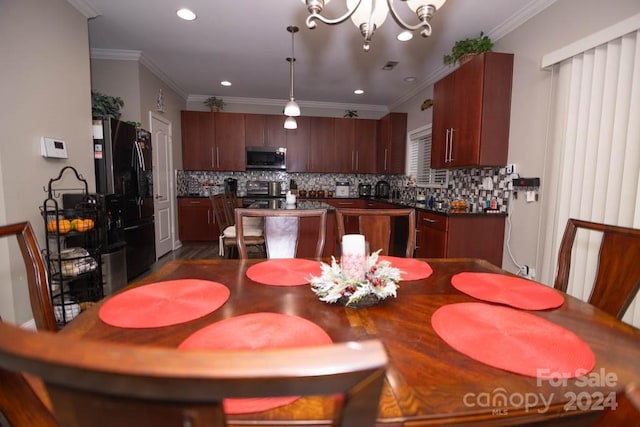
[41,137,68,159]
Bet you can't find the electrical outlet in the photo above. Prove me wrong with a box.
[506,163,516,175]
[518,265,536,280]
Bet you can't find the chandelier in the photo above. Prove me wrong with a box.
[284,25,300,130]
[301,0,446,51]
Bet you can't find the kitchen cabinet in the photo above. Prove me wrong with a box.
[214,112,246,171]
[415,210,505,266]
[181,111,215,170]
[181,111,245,171]
[431,52,513,168]
[333,118,378,173]
[178,198,218,242]
[377,113,407,174]
[354,119,378,173]
[309,117,335,172]
[244,114,287,148]
[286,116,311,172]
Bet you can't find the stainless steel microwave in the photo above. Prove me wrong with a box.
[245,146,286,170]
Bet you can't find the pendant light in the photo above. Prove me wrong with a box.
[284,26,301,118]
[284,116,298,130]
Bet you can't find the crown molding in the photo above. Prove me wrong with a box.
[390,0,558,109]
[188,95,388,113]
[65,0,100,18]
[90,49,187,100]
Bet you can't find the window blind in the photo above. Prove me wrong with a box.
[406,125,447,187]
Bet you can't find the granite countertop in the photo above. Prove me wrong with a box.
[178,195,506,217]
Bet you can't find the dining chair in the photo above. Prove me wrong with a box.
[0,222,57,331]
[336,208,416,258]
[235,208,327,259]
[594,382,640,426]
[210,193,264,258]
[0,320,387,427]
[554,218,640,320]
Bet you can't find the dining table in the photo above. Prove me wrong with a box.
[62,257,640,426]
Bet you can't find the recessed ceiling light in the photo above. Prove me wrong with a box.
[354,89,364,95]
[220,81,232,87]
[176,8,196,21]
[404,77,416,83]
[397,31,413,42]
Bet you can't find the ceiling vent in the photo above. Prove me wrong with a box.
[382,61,399,70]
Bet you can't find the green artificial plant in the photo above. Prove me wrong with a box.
[91,91,124,119]
[443,32,493,66]
[203,96,226,111]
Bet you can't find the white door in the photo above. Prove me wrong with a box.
[150,113,173,258]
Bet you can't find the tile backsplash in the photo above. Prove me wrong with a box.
[177,167,511,213]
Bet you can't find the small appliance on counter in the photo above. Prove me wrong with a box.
[335,182,350,198]
[358,183,372,197]
[224,177,237,195]
[375,180,390,199]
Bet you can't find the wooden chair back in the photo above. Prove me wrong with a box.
[0,320,387,427]
[235,208,327,259]
[336,208,416,258]
[594,382,640,427]
[0,222,57,331]
[554,218,640,319]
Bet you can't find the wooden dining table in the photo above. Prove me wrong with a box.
[61,257,640,426]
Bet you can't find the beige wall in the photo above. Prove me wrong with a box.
[0,0,94,325]
[90,59,141,124]
[395,0,640,277]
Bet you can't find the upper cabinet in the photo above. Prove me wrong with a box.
[309,117,335,172]
[285,116,311,172]
[377,113,407,174]
[431,52,514,169]
[181,111,215,170]
[333,118,378,174]
[244,114,287,148]
[181,111,245,171]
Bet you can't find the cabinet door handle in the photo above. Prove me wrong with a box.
[211,147,215,168]
[449,128,455,162]
[384,149,388,171]
[355,151,359,170]
[190,201,202,205]
[444,129,450,163]
[422,217,437,223]
[216,147,220,168]
[338,202,353,206]
[207,209,211,225]
[351,150,355,171]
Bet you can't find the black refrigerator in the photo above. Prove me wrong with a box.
[93,117,156,281]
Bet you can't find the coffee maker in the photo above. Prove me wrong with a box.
[375,180,390,199]
[224,178,237,195]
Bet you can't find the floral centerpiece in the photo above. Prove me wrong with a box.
[309,250,402,307]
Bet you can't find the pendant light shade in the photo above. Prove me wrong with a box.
[284,26,300,118]
[284,116,298,130]
[284,99,300,117]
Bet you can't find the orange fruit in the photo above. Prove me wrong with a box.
[47,219,72,234]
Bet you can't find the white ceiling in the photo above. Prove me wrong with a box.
[79,0,555,109]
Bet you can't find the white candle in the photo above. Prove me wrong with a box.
[342,234,366,280]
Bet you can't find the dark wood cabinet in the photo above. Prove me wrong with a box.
[415,210,505,266]
[309,117,335,172]
[333,118,355,173]
[431,52,513,168]
[214,113,246,171]
[244,114,287,148]
[354,119,377,173]
[177,198,218,241]
[181,111,215,170]
[377,113,407,174]
[286,116,311,172]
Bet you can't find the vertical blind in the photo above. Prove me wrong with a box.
[539,27,640,327]
[406,125,447,187]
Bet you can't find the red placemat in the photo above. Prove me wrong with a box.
[99,279,230,328]
[179,312,333,414]
[246,259,322,286]
[378,256,433,281]
[451,272,564,310]
[431,302,595,378]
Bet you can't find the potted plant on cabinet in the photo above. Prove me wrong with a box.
[443,32,493,66]
[91,91,124,119]
[203,96,226,112]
